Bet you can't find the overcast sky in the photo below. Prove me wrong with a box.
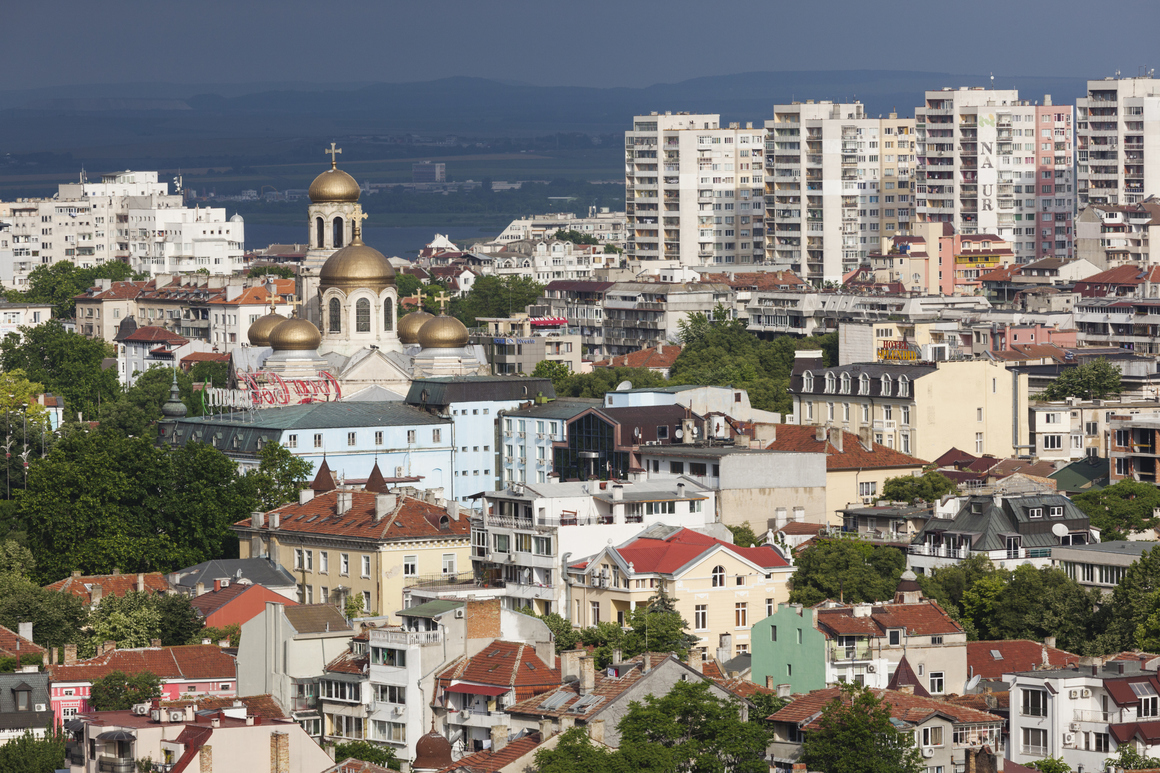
[7,0,1159,90]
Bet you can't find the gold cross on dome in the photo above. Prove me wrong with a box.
[325,142,342,168]
[354,211,368,239]
[409,289,427,307]
[433,291,451,312]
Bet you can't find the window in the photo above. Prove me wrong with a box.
[669,461,684,474]
[404,555,417,576]
[355,298,370,332]
[736,575,745,586]
[712,566,725,587]
[375,431,383,445]
[340,554,349,576]
[407,430,416,444]
[928,672,944,694]
[858,481,877,498]
[1021,727,1047,756]
[922,726,943,747]
[803,372,814,392]
[1044,434,1062,450]
[1049,506,1064,518]
[329,298,341,333]
[888,629,901,646]
[1142,696,1159,717]
[361,555,371,578]
[286,434,297,449]
[1028,508,1043,519]
[515,533,532,553]
[320,552,328,573]
[348,431,356,446]
[14,689,29,712]
[433,428,441,443]
[375,684,406,704]
[372,647,407,667]
[695,605,707,630]
[442,553,456,574]
[295,549,304,570]
[735,602,748,628]
[314,433,323,449]
[590,601,600,625]
[533,536,551,555]
[362,590,371,612]
[1022,688,1047,717]
[493,534,510,553]
[931,635,943,645]
[880,374,892,396]
[975,432,984,453]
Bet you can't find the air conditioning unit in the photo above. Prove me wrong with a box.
[1082,689,1092,698]
[455,608,465,619]
[922,747,934,758]
[1069,690,1079,699]
[1070,722,1081,732]
[151,709,162,722]
[1063,733,1076,747]
[34,703,46,712]
[132,703,151,716]
[866,665,876,673]
[392,705,405,717]
[505,554,516,564]
[169,710,185,722]
[862,496,875,505]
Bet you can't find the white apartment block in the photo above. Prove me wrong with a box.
[764,102,917,283]
[0,171,244,288]
[625,113,765,269]
[491,208,626,248]
[916,87,1074,264]
[1077,75,1160,209]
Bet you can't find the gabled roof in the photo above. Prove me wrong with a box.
[589,527,788,579]
[436,641,560,701]
[593,344,682,371]
[48,645,235,683]
[816,600,962,638]
[283,605,351,635]
[169,558,296,592]
[162,693,286,719]
[765,425,928,471]
[188,584,251,616]
[915,493,1090,552]
[438,731,545,773]
[1049,456,1109,494]
[325,646,368,676]
[769,687,1000,728]
[45,572,171,605]
[0,624,45,660]
[123,326,188,345]
[240,491,470,543]
[966,640,1079,681]
[505,654,680,719]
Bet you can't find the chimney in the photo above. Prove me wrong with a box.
[579,656,595,695]
[815,425,826,442]
[561,649,583,682]
[777,683,792,699]
[136,573,145,592]
[270,513,280,529]
[686,648,701,674]
[89,583,104,604]
[17,622,31,643]
[643,653,652,673]
[186,705,196,722]
[560,716,575,732]
[336,492,352,515]
[214,579,222,593]
[831,428,843,453]
[63,644,77,664]
[251,511,264,528]
[1044,636,1057,650]
[298,489,314,505]
[538,718,554,740]
[447,500,460,521]
[717,633,732,663]
[490,725,508,753]
[151,639,161,648]
[612,484,623,501]
[374,493,397,522]
[195,582,205,597]
[588,718,605,745]
[766,675,775,690]
[102,640,115,656]
[857,426,873,451]
[112,568,120,576]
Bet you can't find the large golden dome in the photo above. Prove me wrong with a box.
[398,310,434,345]
[269,318,322,351]
[247,312,287,347]
[319,235,396,293]
[417,314,470,349]
[308,167,361,203]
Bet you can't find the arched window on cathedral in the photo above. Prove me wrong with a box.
[329,298,341,333]
[315,217,324,248]
[384,298,394,331]
[356,299,371,333]
[333,217,344,249]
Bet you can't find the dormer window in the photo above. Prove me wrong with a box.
[825,373,836,394]
[803,372,814,392]
[898,375,909,397]
[859,374,870,395]
[840,373,851,394]
[880,374,892,396]
[1049,506,1064,518]
[888,629,903,646]
[1028,508,1043,519]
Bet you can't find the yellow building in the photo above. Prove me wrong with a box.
[567,525,795,660]
[790,352,1029,463]
[232,466,470,621]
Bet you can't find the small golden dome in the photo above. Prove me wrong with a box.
[308,167,361,203]
[247,312,287,347]
[417,314,470,349]
[269,318,322,351]
[398,310,434,344]
[319,235,396,293]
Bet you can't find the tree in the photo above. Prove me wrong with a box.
[789,539,906,607]
[0,572,87,650]
[621,589,698,663]
[0,729,67,773]
[0,320,119,419]
[7,260,143,318]
[197,623,241,648]
[881,471,957,503]
[1105,546,1160,654]
[0,541,35,578]
[1104,746,1160,770]
[726,522,762,548]
[521,609,581,653]
[554,366,668,399]
[453,275,545,326]
[248,265,295,280]
[188,359,230,386]
[1072,480,1160,541]
[100,366,201,438]
[345,592,365,619]
[1028,757,1071,773]
[88,670,162,711]
[87,592,163,655]
[244,441,314,511]
[532,727,623,773]
[616,680,771,773]
[1041,359,1122,401]
[331,740,399,769]
[800,685,923,773]
[156,594,204,647]
[553,229,600,246]
[531,360,573,390]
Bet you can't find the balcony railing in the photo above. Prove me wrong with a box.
[828,642,872,661]
[908,544,969,560]
[370,630,443,646]
[99,758,136,773]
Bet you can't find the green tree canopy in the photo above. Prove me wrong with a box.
[6,261,144,318]
[1104,546,1160,654]
[619,589,698,664]
[87,670,161,711]
[531,359,573,389]
[1028,756,1072,773]
[99,366,202,439]
[1040,359,1122,401]
[553,229,600,246]
[788,539,906,607]
[0,320,119,420]
[1072,480,1160,541]
[243,441,314,511]
[0,729,67,773]
[188,359,230,386]
[532,727,625,773]
[552,366,668,398]
[881,471,957,503]
[331,740,399,769]
[726,522,762,548]
[85,591,203,656]
[0,571,86,650]
[453,275,545,326]
[801,684,923,773]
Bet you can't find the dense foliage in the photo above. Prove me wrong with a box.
[1040,359,1122,401]
[789,539,907,607]
[84,591,202,657]
[451,275,545,326]
[331,740,399,769]
[726,522,762,548]
[0,729,67,773]
[6,261,145,318]
[87,670,162,711]
[0,321,119,420]
[1072,480,1160,541]
[801,685,923,773]
[881,471,958,503]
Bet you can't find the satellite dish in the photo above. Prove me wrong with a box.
[634,427,642,439]
[1051,523,1069,538]
[965,675,981,692]
[692,426,701,437]
[616,380,633,391]
[675,429,684,439]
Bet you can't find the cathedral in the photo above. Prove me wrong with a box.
[231,147,488,401]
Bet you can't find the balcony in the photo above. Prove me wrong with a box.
[99,758,136,773]
[291,695,317,712]
[828,642,872,662]
[370,629,443,646]
[908,544,969,560]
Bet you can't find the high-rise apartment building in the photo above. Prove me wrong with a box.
[625,113,765,268]
[916,87,1074,264]
[764,101,916,283]
[1077,75,1160,209]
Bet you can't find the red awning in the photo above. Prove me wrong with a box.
[528,317,567,327]
[445,683,508,696]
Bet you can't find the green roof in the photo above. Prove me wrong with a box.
[178,401,448,431]
[406,376,555,407]
[397,600,464,618]
[1048,457,1109,494]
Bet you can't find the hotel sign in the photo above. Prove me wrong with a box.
[203,371,342,410]
[877,340,918,362]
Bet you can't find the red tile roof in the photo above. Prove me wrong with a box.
[0,623,45,659]
[326,647,369,676]
[594,344,682,371]
[162,694,286,719]
[123,327,189,345]
[775,522,827,536]
[188,584,251,616]
[1105,674,1160,707]
[945,691,1008,712]
[769,687,1000,728]
[45,572,171,605]
[701,661,725,680]
[182,352,231,364]
[702,271,806,290]
[966,640,1079,680]
[48,644,236,683]
[439,732,545,773]
[75,280,154,301]
[817,600,962,638]
[206,281,296,306]
[436,641,559,701]
[239,491,470,542]
[766,425,928,471]
[606,528,788,576]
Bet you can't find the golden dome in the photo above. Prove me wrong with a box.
[247,312,287,347]
[269,318,322,351]
[397,310,434,344]
[417,314,470,349]
[319,235,396,293]
[308,167,361,203]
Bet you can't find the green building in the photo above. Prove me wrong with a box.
[750,603,827,694]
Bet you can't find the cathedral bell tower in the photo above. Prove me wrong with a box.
[300,143,363,327]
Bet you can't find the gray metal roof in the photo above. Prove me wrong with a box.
[505,398,600,420]
[915,494,1089,551]
[178,401,448,431]
[1051,540,1155,557]
[0,673,51,730]
[398,600,464,618]
[405,376,556,407]
[168,558,296,591]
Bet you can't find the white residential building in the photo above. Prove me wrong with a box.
[916,88,1074,264]
[1077,75,1160,209]
[491,209,626,248]
[625,113,765,268]
[764,102,916,282]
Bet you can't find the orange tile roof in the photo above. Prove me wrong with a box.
[123,327,188,345]
[945,691,1008,712]
[326,647,369,676]
[188,584,252,616]
[766,425,928,470]
[439,732,545,773]
[48,644,235,683]
[74,280,154,301]
[45,572,171,605]
[206,281,296,306]
[593,344,682,371]
[966,640,1080,681]
[0,623,45,659]
[769,687,1000,727]
[701,661,725,680]
[608,528,788,575]
[703,271,806,290]
[182,352,231,364]
[238,491,470,542]
[817,600,962,638]
[162,694,286,719]
[776,522,827,536]
[437,642,560,701]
